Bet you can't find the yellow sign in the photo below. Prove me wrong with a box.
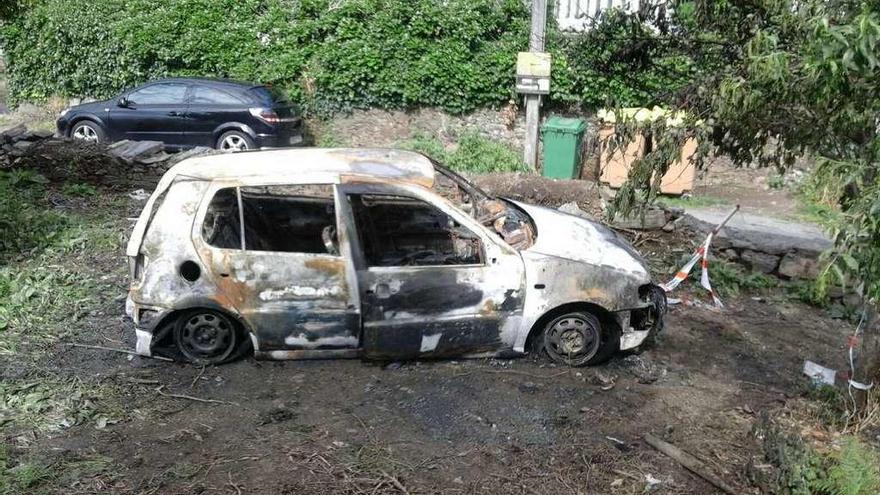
[516,52,551,94]
[517,52,551,77]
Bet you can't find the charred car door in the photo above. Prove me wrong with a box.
[337,183,526,360]
[194,183,360,356]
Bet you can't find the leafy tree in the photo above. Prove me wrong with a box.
[598,0,880,407]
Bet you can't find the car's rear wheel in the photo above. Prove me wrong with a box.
[538,311,617,367]
[71,121,105,144]
[173,309,240,364]
[217,131,255,152]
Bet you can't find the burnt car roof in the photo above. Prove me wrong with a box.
[168,148,436,186]
[126,148,437,257]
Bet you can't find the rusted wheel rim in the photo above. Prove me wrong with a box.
[544,315,600,364]
[177,312,236,363]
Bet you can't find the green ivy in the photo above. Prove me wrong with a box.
[0,0,697,114]
[1,0,532,114]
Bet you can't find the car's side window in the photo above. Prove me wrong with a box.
[203,185,339,255]
[191,86,248,105]
[202,187,242,249]
[127,83,188,105]
[240,185,338,255]
[347,193,483,267]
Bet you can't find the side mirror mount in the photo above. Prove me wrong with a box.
[117,96,131,108]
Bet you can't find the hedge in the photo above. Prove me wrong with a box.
[0,0,691,113]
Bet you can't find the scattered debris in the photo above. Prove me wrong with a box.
[803,360,836,386]
[644,473,663,491]
[619,355,667,384]
[128,189,150,201]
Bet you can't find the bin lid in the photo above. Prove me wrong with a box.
[541,116,587,135]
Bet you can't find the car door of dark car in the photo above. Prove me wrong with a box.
[337,183,526,360]
[194,183,361,355]
[109,82,190,145]
[184,85,252,147]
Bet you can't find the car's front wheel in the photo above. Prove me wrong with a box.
[173,309,242,364]
[71,121,106,144]
[537,311,618,367]
[217,130,255,152]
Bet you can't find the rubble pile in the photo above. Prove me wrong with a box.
[0,124,213,189]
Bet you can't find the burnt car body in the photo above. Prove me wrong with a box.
[125,148,666,366]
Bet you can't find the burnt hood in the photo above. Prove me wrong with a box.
[510,201,651,281]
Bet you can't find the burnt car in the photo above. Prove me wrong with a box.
[125,148,666,366]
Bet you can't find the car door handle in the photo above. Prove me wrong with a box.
[167,111,183,117]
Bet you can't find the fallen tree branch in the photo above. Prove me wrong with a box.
[154,385,238,406]
[67,343,174,362]
[380,470,410,495]
[643,434,737,495]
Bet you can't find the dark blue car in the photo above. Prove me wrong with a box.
[56,78,303,151]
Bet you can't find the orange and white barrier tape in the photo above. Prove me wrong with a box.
[661,205,740,308]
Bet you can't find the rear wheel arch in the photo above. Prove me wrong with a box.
[212,122,257,141]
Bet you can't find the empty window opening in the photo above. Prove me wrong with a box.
[240,185,337,254]
[347,194,483,267]
[202,185,338,255]
[202,187,242,249]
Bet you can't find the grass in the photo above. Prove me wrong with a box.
[686,260,777,298]
[0,443,117,495]
[0,445,52,495]
[398,132,527,173]
[795,198,842,228]
[0,173,129,494]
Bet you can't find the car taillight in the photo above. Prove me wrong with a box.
[249,107,281,124]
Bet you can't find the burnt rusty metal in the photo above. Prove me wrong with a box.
[125,148,663,364]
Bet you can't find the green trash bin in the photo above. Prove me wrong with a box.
[541,117,587,179]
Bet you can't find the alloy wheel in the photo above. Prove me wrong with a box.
[220,134,250,152]
[72,124,99,142]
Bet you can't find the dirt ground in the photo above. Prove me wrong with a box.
[0,186,856,495]
[35,266,854,495]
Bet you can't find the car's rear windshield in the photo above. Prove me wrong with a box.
[249,86,291,106]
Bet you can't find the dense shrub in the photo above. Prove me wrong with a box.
[1,0,531,114]
[0,0,696,114]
